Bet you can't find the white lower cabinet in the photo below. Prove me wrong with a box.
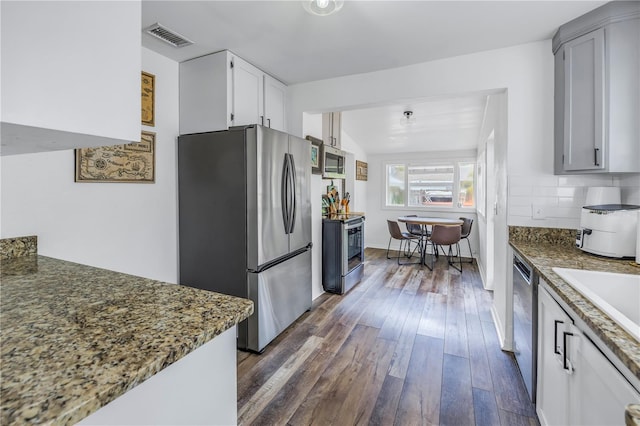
[537,282,640,426]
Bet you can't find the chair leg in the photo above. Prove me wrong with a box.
[386,237,393,259]
[447,244,462,273]
[424,240,436,271]
[397,239,422,265]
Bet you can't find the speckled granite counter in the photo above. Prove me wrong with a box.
[509,227,640,382]
[0,255,253,426]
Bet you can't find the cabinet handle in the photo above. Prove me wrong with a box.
[563,331,574,370]
[260,115,264,126]
[554,320,564,355]
[267,118,271,128]
[594,148,599,166]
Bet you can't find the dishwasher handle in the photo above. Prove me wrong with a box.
[513,255,532,285]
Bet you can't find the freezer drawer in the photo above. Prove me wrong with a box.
[241,249,312,352]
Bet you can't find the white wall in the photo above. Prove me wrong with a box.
[287,41,553,347]
[302,112,369,300]
[302,113,324,299]
[0,48,180,283]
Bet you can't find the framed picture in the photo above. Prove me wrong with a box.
[356,160,368,181]
[75,131,156,183]
[306,135,323,175]
[141,71,155,126]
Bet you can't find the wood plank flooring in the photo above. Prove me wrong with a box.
[237,248,538,426]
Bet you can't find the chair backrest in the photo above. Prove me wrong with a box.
[404,214,422,234]
[387,220,404,240]
[459,217,473,238]
[430,225,461,245]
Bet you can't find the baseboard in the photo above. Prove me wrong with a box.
[490,304,513,351]
[477,260,493,290]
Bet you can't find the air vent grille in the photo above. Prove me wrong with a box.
[144,23,193,48]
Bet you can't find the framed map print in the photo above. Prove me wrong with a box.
[75,131,156,183]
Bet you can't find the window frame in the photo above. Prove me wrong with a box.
[383,157,477,212]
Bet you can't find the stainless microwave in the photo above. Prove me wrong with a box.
[322,145,346,179]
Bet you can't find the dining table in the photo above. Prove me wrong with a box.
[397,216,464,269]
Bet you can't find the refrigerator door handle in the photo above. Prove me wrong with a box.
[281,154,290,234]
[288,154,297,234]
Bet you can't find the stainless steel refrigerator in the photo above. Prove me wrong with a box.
[178,125,312,352]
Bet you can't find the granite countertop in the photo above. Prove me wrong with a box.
[0,255,253,426]
[322,212,365,222]
[509,238,640,381]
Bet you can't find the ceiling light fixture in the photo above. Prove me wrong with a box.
[302,0,344,16]
[402,110,416,126]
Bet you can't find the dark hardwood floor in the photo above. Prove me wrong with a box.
[237,248,538,426]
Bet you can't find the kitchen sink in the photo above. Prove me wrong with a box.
[552,267,640,341]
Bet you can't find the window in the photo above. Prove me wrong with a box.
[385,160,476,209]
[386,164,405,206]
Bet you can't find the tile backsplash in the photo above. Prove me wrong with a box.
[508,173,640,229]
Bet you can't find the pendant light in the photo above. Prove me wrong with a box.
[302,0,344,16]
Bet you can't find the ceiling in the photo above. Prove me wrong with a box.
[141,0,606,154]
[341,93,489,155]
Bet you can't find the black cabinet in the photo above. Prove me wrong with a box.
[322,216,365,294]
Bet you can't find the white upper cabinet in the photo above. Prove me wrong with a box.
[1,1,141,156]
[231,55,264,128]
[264,75,286,132]
[322,112,342,148]
[180,51,287,135]
[553,1,640,174]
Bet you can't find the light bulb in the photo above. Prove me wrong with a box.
[302,0,344,16]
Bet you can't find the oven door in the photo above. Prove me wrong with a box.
[342,219,364,275]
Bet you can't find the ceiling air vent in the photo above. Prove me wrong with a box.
[144,23,193,48]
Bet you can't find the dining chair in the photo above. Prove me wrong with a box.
[404,214,431,238]
[427,224,463,272]
[386,220,422,265]
[459,217,474,264]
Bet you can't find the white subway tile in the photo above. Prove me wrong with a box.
[510,185,533,196]
[558,175,614,187]
[558,197,584,207]
[509,205,532,217]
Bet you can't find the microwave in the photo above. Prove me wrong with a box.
[322,145,346,179]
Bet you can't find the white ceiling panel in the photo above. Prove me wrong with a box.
[341,94,488,154]
[142,0,607,84]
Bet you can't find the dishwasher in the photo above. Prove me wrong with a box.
[513,251,538,403]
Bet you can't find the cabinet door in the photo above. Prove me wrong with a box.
[571,328,640,425]
[537,285,572,426]
[322,112,342,148]
[332,111,342,148]
[264,75,286,131]
[232,55,264,127]
[562,28,605,171]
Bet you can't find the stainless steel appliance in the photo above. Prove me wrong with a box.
[576,204,640,258]
[513,251,538,403]
[178,125,312,353]
[322,215,365,294]
[321,144,346,179]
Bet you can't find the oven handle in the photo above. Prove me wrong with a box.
[344,220,363,230]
